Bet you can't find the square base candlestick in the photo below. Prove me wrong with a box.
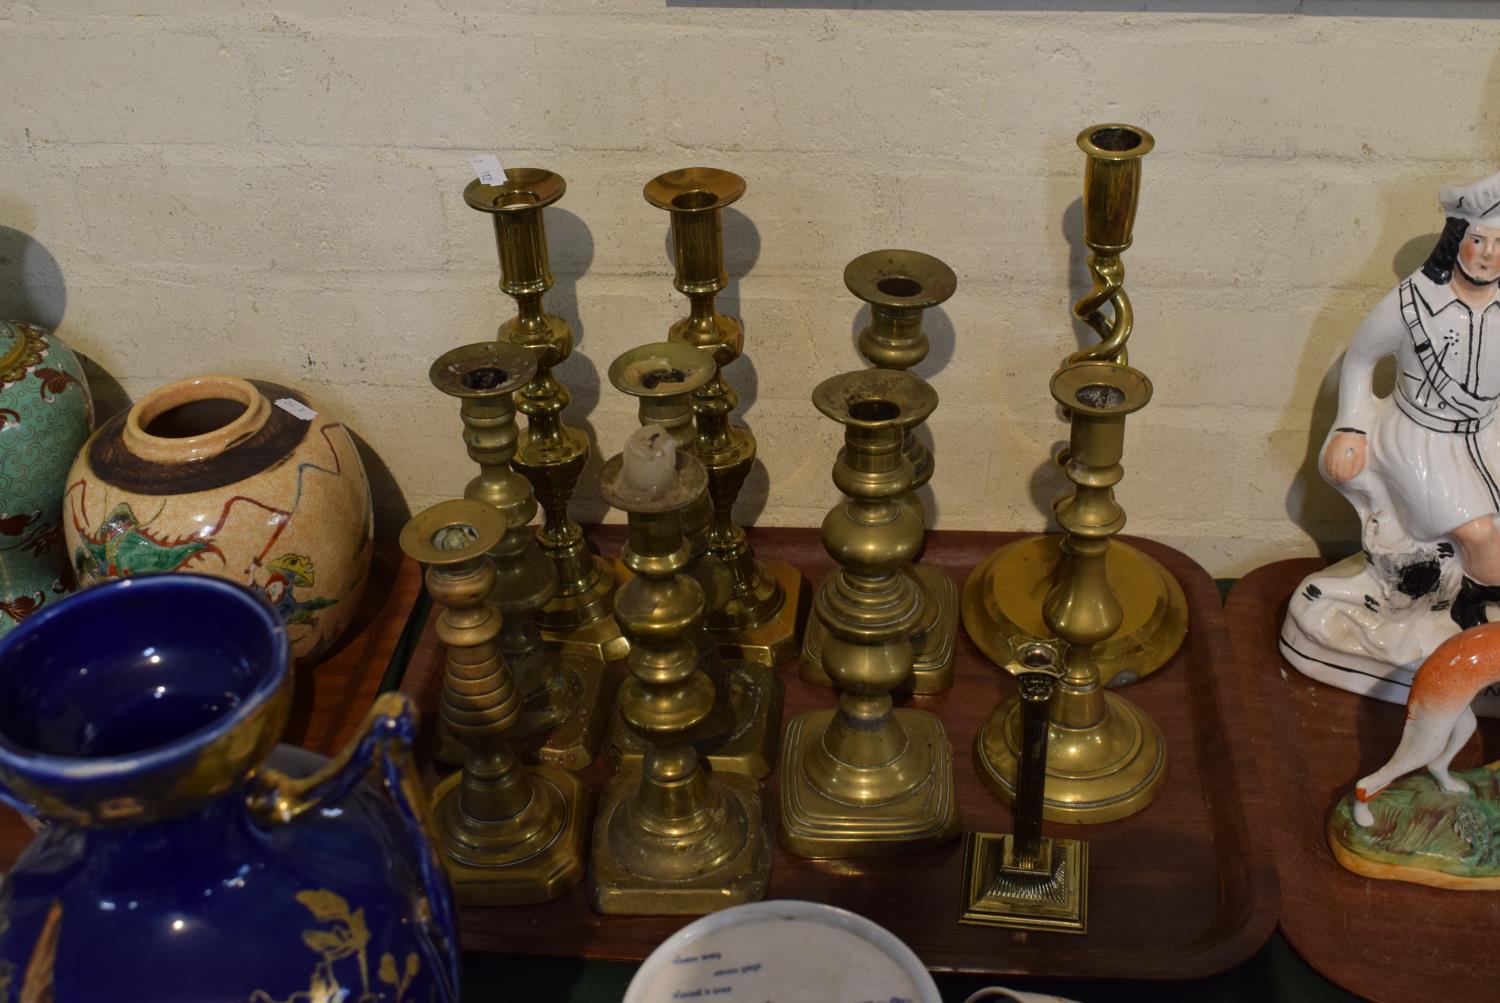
[705,558,805,668]
[959,833,1087,934]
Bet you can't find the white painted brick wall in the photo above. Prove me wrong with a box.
[3,2,1498,575]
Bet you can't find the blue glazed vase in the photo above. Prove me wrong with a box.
[0,319,92,638]
[0,575,459,1003]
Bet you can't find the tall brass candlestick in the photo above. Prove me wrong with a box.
[588,429,771,914]
[801,249,959,693]
[399,499,590,904]
[603,342,782,778]
[779,369,958,858]
[466,168,624,663]
[429,342,611,769]
[962,124,1186,687]
[644,167,802,669]
[974,361,1166,823]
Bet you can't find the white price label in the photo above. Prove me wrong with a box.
[274,397,318,421]
[471,154,506,186]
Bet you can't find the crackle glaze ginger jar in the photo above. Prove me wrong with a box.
[0,574,459,1002]
[63,375,372,660]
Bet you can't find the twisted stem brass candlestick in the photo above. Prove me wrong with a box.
[802,249,959,694]
[603,342,782,778]
[399,499,590,904]
[961,124,1186,687]
[429,342,611,769]
[466,168,623,663]
[974,361,1167,823]
[588,435,770,914]
[779,369,958,858]
[644,167,802,668]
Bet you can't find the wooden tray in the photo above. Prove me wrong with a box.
[402,527,1277,979]
[0,537,422,871]
[1227,559,1500,1003]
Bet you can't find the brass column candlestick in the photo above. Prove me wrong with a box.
[603,342,782,778]
[974,361,1166,823]
[779,369,958,858]
[962,124,1186,686]
[429,342,610,769]
[801,249,959,693]
[399,499,590,904]
[644,167,802,668]
[466,168,624,662]
[589,425,771,913]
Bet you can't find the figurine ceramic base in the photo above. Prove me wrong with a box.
[512,651,615,770]
[588,771,772,914]
[538,554,628,662]
[799,563,957,693]
[778,707,958,858]
[704,558,805,668]
[431,767,592,905]
[975,691,1166,824]
[959,833,1088,934]
[604,659,783,778]
[963,535,1187,687]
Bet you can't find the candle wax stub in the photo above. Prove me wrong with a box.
[621,424,676,497]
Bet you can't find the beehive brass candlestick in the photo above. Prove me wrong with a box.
[962,125,1186,687]
[399,499,590,904]
[644,167,802,669]
[779,369,958,858]
[466,168,624,663]
[603,342,782,778]
[429,342,611,769]
[801,249,959,694]
[588,429,771,914]
[974,361,1166,823]
[961,640,1087,933]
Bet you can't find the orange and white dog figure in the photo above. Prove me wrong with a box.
[1352,623,1500,826]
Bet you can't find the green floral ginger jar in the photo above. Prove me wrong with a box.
[0,319,92,636]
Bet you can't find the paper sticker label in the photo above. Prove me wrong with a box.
[471,154,506,186]
[274,398,318,421]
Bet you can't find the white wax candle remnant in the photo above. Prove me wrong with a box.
[622,424,676,496]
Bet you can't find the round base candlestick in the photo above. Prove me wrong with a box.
[588,426,771,914]
[429,343,611,769]
[466,168,624,664]
[399,499,591,905]
[645,167,803,670]
[801,249,959,694]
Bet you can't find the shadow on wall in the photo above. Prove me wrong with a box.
[665,0,1488,13]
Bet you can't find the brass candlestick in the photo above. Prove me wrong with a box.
[466,168,624,663]
[779,369,958,858]
[429,342,611,769]
[973,361,1166,823]
[603,342,782,778]
[589,430,771,914]
[962,125,1186,687]
[399,499,590,904]
[644,167,802,668]
[961,639,1087,933]
[801,249,958,694]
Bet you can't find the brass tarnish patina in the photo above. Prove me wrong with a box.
[779,370,959,858]
[603,342,783,778]
[398,499,591,905]
[645,167,803,668]
[973,362,1167,823]
[802,249,959,694]
[962,125,1187,686]
[466,168,624,662]
[961,640,1087,933]
[429,342,611,769]
[588,446,771,914]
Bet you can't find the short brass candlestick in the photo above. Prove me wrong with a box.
[779,369,958,858]
[399,499,590,904]
[962,124,1186,687]
[974,361,1166,823]
[801,249,958,694]
[589,430,771,913]
[645,167,802,669]
[466,168,624,663]
[961,640,1087,933]
[603,342,782,778]
[429,342,611,769]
